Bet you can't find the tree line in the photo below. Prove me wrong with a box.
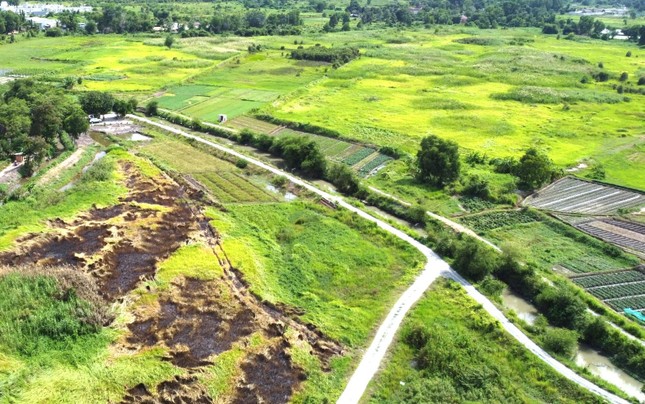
[0,80,137,176]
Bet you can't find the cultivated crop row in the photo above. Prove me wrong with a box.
[524,177,644,215]
[342,147,375,166]
[357,154,393,177]
[227,116,280,134]
[459,210,540,232]
[573,270,645,288]
[589,281,645,300]
[196,172,274,203]
[607,296,645,312]
[577,220,645,255]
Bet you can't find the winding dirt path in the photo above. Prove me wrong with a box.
[128,115,628,404]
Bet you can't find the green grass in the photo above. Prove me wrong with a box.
[461,210,639,273]
[0,270,183,403]
[366,278,601,403]
[0,36,223,93]
[0,150,126,251]
[155,243,224,288]
[265,28,644,190]
[206,202,424,346]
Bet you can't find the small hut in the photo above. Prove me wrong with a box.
[12,152,24,165]
[218,114,228,124]
[460,15,468,24]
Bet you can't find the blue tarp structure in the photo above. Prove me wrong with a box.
[624,308,645,323]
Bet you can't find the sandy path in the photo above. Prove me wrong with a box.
[37,148,85,186]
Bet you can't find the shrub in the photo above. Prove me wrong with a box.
[465,151,488,165]
[325,162,359,195]
[290,46,359,66]
[535,287,587,330]
[235,159,248,169]
[452,239,499,282]
[145,100,159,116]
[619,72,628,82]
[81,158,113,182]
[461,175,491,199]
[542,328,579,358]
[239,129,255,145]
[45,27,63,37]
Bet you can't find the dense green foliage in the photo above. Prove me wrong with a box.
[0,79,88,175]
[269,135,327,177]
[416,135,460,186]
[291,45,359,66]
[368,279,601,403]
[0,271,107,359]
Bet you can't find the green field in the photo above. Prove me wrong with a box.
[139,133,278,203]
[366,279,600,403]
[263,28,644,189]
[208,202,423,347]
[458,209,639,273]
[0,36,233,93]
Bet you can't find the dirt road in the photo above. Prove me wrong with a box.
[128,115,628,404]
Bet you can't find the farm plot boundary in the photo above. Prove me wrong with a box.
[227,116,392,177]
[524,177,645,215]
[571,268,645,313]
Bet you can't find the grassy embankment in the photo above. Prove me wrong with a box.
[366,278,603,403]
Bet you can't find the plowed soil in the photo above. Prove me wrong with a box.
[0,158,342,403]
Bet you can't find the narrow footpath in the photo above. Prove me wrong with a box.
[128,115,628,404]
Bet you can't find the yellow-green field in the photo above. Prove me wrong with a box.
[263,28,645,189]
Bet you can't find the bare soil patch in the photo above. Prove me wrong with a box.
[0,156,343,402]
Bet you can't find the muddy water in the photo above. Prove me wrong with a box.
[499,289,645,400]
[501,288,538,325]
[576,344,645,401]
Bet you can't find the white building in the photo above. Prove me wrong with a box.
[27,17,58,30]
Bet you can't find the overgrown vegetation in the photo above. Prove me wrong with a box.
[368,279,601,403]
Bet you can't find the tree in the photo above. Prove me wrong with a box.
[145,100,159,116]
[452,240,499,282]
[112,99,134,117]
[85,20,96,35]
[29,96,64,140]
[79,91,114,117]
[514,148,553,190]
[0,98,31,158]
[326,162,359,195]
[164,35,174,49]
[63,108,89,139]
[416,135,460,186]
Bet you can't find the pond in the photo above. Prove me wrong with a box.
[500,288,645,401]
[576,344,644,401]
[501,288,539,325]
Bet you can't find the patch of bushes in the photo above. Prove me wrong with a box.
[0,266,110,359]
[290,46,359,67]
[254,114,342,139]
[492,86,625,104]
